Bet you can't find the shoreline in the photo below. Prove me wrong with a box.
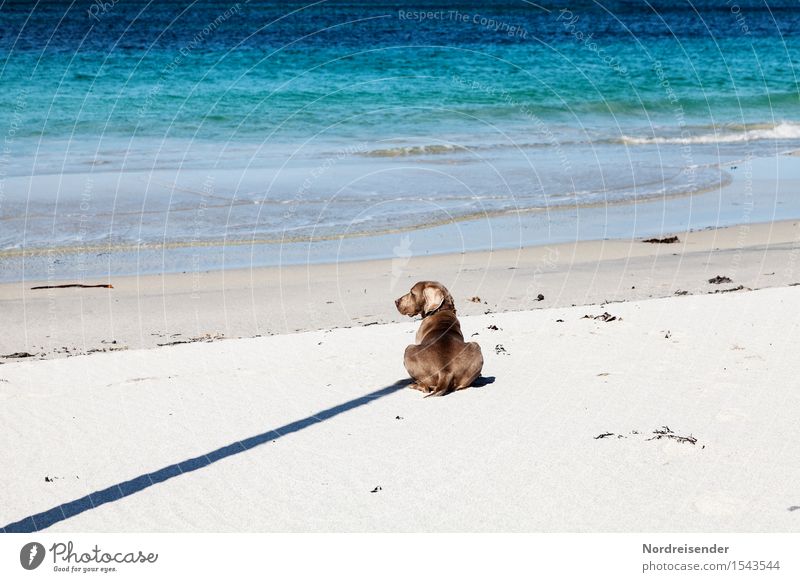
[0,163,735,259]
[2,218,798,362]
[2,150,799,284]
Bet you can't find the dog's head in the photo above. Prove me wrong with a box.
[395,281,455,318]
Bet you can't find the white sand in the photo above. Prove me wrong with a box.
[1,285,799,532]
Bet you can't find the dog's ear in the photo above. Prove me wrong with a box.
[422,284,445,315]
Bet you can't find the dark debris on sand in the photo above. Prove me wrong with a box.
[646,426,697,445]
[642,236,679,244]
[708,285,747,294]
[582,312,621,322]
[595,426,698,446]
[86,346,128,355]
[708,275,733,284]
[594,432,627,440]
[1,352,37,359]
[31,283,113,290]
[156,333,224,347]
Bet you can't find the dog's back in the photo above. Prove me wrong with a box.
[396,282,483,397]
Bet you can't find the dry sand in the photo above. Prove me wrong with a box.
[1,219,799,532]
[0,285,798,532]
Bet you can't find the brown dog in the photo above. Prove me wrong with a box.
[395,281,483,397]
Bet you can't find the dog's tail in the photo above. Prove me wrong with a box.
[424,371,454,398]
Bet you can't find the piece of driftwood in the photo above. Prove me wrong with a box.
[642,236,679,244]
[30,284,113,290]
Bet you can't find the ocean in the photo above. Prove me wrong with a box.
[1,0,799,279]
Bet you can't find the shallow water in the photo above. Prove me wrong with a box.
[1,1,798,279]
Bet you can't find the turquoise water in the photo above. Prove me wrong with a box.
[1,1,799,277]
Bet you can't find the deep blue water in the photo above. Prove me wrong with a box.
[0,1,798,265]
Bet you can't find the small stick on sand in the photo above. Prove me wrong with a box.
[30,284,113,290]
[642,236,680,244]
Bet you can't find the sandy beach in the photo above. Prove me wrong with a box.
[2,219,799,532]
[2,218,798,360]
[1,285,798,532]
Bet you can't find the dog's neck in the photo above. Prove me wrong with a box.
[423,303,456,318]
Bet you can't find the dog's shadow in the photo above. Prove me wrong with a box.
[471,375,496,388]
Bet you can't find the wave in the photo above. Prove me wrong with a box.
[361,144,469,157]
[356,122,800,159]
[619,121,800,145]
[358,140,570,158]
